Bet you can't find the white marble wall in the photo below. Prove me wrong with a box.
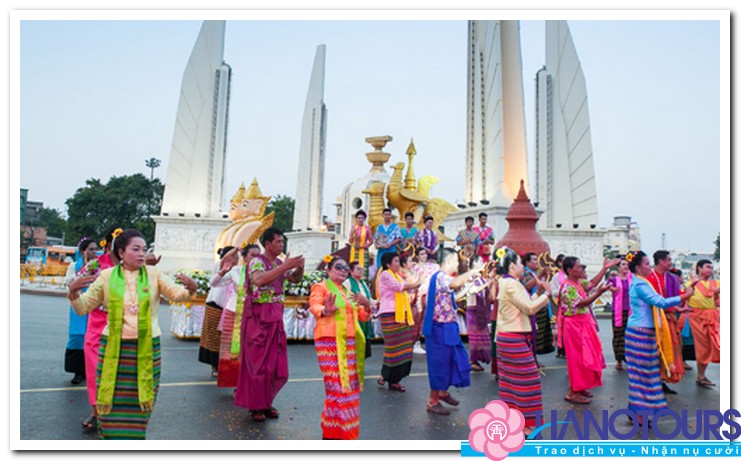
[153,215,229,273]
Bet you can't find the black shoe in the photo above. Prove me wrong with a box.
[71,373,84,385]
[662,383,677,395]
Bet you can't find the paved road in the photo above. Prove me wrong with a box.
[19,293,720,441]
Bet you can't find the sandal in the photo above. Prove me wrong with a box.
[578,390,593,398]
[251,410,266,422]
[470,363,484,372]
[684,363,693,370]
[426,403,450,415]
[696,377,716,388]
[81,415,97,432]
[389,383,406,392]
[564,393,590,404]
[377,378,385,386]
[439,394,459,406]
[615,363,624,371]
[264,407,279,419]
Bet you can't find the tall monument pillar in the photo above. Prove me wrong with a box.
[160,20,230,218]
[153,20,232,272]
[292,44,328,231]
[465,20,529,207]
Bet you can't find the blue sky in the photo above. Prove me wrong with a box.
[18,15,723,253]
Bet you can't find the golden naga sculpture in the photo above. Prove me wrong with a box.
[214,178,274,260]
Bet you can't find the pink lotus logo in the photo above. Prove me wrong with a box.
[468,400,526,461]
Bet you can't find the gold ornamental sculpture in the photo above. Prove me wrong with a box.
[214,178,274,260]
[377,139,456,240]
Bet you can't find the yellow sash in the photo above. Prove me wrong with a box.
[383,270,414,326]
[350,225,367,267]
[640,276,674,378]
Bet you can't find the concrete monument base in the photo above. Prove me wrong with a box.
[285,230,335,270]
[152,214,230,273]
[539,227,607,273]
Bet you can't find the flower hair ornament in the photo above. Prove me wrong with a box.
[241,241,248,249]
[323,254,334,264]
[99,239,107,249]
[495,246,508,262]
[77,236,92,247]
[625,252,635,263]
[111,228,123,239]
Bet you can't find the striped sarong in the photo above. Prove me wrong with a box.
[535,307,554,354]
[490,321,498,375]
[316,337,361,440]
[625,326,667,416]
[612,310,629,362]
[198,303,222,368]
[96,336,161,439]
[496,331,542,426]
[466,309,491,364]
[379,313,413,385]
[216,310,239,388]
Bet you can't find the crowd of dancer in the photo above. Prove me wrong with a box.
[62,212,721,440]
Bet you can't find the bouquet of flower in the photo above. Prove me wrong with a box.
[173,269,212,297]
[76,259,101,279]
[283,270,327,297]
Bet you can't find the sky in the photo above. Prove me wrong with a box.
[18,14,723,253]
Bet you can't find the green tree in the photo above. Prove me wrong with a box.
[65,174,164,245]
[266,195,295,233]
[36,207,68,242]
[714,232,720,261]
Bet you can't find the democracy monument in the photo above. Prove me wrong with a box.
[152,19,640,275]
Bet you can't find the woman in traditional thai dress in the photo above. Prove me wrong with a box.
[559,256,617,404]
[63,237,99,386]
[410,247,439,354]
[67,229,197,439]
[309,256,371,439]
[375,251,421,391]
[208,244,261,388]
[685,259,719,388]
[345,261,377,359]
[348,210,373,279]
[625,251,696,426]
[80,228,122,432]
[424,250,476,415]
[466,255,496,372]
[610,258,632,371]
[199,246,236,377]
[494,247,550,435]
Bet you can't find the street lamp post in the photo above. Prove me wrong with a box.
[145,157,161,181]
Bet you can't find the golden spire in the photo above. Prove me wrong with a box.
[404,138,417,191]
[231,182,246,203]
[243,178,265,200]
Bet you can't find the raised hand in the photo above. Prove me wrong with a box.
[174,273,198,294]
[352,292,371,308]
[68,275,96,293]
[324,292,339,316]
[603,257,620,269]
[219,248,239,274]
[145,253,162,266]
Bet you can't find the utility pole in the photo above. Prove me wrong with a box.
[145,157,161,181]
